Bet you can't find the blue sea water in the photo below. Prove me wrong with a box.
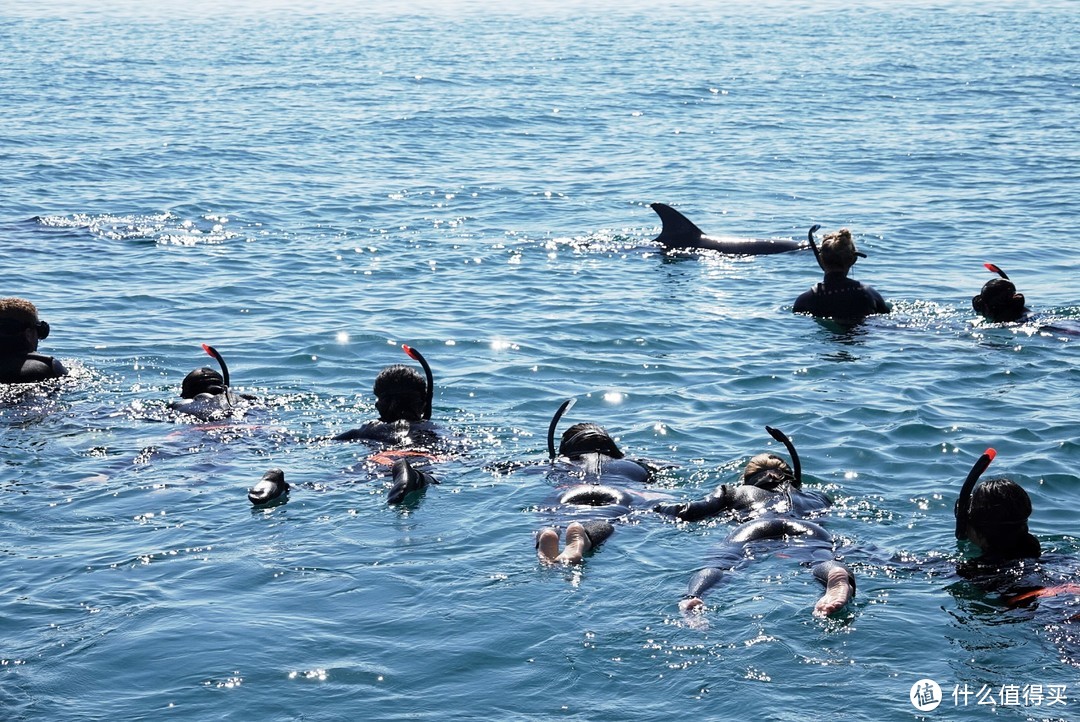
[1,0,1078,719]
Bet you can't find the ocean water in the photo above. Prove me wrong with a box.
[2,0,1078,719]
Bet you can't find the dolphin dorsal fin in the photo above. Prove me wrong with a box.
[651,203,705,248]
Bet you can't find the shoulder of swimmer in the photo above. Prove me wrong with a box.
[0,352,68,383]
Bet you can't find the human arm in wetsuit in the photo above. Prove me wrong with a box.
[653,484,736,522]
[792,288,815,314]
[866,285,891,314]
[653,484,780,522]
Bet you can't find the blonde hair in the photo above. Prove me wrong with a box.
[743,451,794,479]
[819,229,857,272]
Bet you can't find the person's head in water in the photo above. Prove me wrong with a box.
[819,229,860,274]
[180,367,226,398]
[972,278,1027,323]
[558,422,624,459]
[373,364,427,423]
[964,477,1041,559]
[742,453,797,491]
[0,298,50,356]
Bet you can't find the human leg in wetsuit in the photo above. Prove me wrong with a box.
[536,520,615,565]
[679,517,855,617]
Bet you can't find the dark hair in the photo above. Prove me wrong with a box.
[180,367,225,398]
[968,477,1041,558]
[558,422,624,459]
[373,364,427,422]
[0,298,45,354]
[972,278,1027,322]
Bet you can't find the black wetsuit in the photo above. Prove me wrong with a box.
[0,352,68,384]
[656,481,852,603]
[334,419,437,447]
[686,517,853,600]
[541,453,657,550]
[793,271,889,320]
[169,390,251,421]
[654,482,830,523]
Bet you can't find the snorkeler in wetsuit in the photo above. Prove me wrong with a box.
[950,449,1079,660]
[954,449,1041,569]
[0,297,68,384]
[793,227,890,321]
[972,264,1029,323]
[653,442,829,523]
[169,344,255,421]
[535,400,661,564]
[335,345,440,505]
[334,345,436,447]
[658,427,855,617]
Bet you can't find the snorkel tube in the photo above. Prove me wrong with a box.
[765,425,802,486]
[547,398,576,460]
[954,448,996,540]
[807,225,824,271]
[984,263,1010,280]
[402,344,434,420]
[807,224,867,272]
[201,343,230,388]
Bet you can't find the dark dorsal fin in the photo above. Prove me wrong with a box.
[651,203,705,248]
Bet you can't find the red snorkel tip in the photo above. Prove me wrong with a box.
[201,343,215,357]
[402,344,420,361]
[983,263,1009,280]
[984,448,997,462]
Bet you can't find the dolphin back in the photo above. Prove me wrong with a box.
[650,202,805,255]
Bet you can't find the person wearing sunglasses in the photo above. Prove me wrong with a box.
[0,297,68,384]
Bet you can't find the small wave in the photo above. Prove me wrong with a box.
[34,211,243,246]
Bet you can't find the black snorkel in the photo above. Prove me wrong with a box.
[197,343,232,408]
[807,224,825,272]
[402,344,433,420]
[954,448,996,540]
[984,263,1010,280]
[201,343,230,388]
[765,425,802,487]
[547,398,576,460]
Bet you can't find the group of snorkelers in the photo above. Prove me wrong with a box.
[0,235,1029,388]
[0,240,1055,621]
[535,405,1049,620]
[792,225,1027,324]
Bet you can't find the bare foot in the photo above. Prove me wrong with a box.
[555,522,592,564]
[679,596,704,614]
[813,568,854,617]
[536,527,560,564]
